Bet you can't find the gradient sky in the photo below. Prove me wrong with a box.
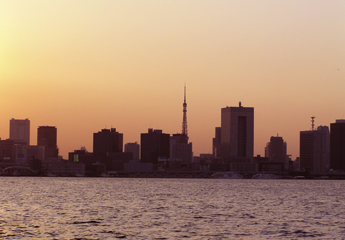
[1,0,345,160]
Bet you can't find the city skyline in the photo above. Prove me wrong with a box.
[1,1,344,159]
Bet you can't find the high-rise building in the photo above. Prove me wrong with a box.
[37,126,58,159]
[93,128,123,156]
[330,120,345,171]
[212,127,221,158]
[300,126,330,173]
[265,135,287,168]
[141,129,170,164]
[9,118,30,145]
[221,102,254,163]
[124,142,140,160]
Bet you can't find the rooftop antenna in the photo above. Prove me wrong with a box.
[311,116,315,131]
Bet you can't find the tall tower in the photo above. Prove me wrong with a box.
[168,86,193,166]
[182,85,188,140]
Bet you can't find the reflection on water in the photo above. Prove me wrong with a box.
[1,177,345,239]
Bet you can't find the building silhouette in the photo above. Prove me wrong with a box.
[37,126,58,159]
[265,135,287,169]
[170,134,193,165]
[141,129,170,164]
[221,102,254,163]
[93,128,123,157]
[212,127,221,158]
[300,126,330,173]
[27,146,45,162]
[68,149,96,175]
[124,142,140,160]
[12,144,45,166]
[330,120,345,171]
[9,118,30,145]
[92,128,133,172]
[0,139,15,162]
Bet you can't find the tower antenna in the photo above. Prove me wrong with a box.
[182,84,188,137]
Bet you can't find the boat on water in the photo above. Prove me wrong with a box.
[252,173,280,179]
[211,172,243,179]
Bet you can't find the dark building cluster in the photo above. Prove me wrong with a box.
[0,88,193,176]
[209,110,345,176]
[1,92,345,178]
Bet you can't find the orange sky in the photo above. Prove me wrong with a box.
[1,0,345,159]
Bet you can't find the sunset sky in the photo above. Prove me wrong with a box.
[1,0,344,160]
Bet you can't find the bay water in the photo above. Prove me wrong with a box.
[1,177,345,239]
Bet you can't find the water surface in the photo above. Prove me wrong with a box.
[1,177,345,239]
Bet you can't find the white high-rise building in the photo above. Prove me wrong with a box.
[9,118,30,145]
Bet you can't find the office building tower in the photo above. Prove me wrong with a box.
[9,118,30,145]
[300,126,330,173]
[212,127,221,158]
[330,120,345,171]
[141,129,170,164]
[37,126,58,159]
[93,128,123,156]
[221,102,254,162]
[124,142,140,160]
[265,135,287,168]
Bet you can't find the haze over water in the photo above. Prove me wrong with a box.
[1,177,345,239]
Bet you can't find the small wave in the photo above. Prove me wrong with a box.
[292,229,325,238]
[99,230,127,238]
[294,229,307,234]
[115,234,127,239]
[72,220,101,225]
[242,213,255,219]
